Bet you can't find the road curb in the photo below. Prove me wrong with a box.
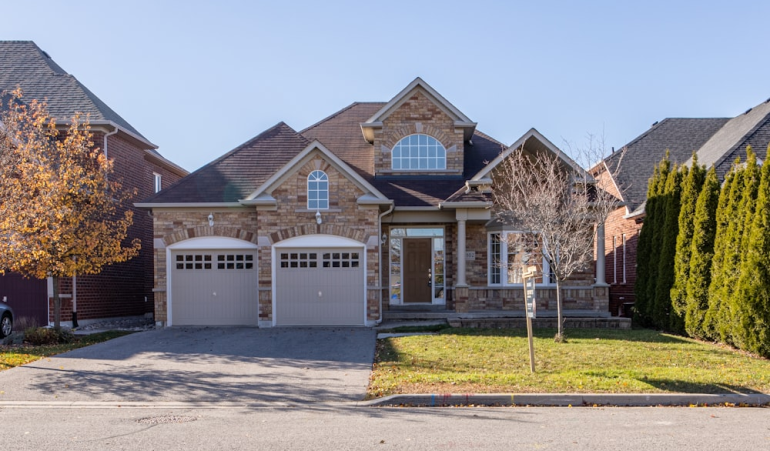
[360,393,770,407]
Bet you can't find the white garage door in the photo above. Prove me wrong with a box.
[275,249,365,326]
[171,250,258,326]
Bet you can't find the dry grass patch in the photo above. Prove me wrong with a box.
[368,328,770,398]
[0,331,133,371]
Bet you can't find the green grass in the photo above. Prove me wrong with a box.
[368,328,770,398]
[0,331,133,371]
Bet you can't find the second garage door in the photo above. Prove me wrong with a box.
[275,249,365,326]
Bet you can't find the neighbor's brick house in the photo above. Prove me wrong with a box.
[138,78,609,327]
[593,98,770,316]
[0,41,187,326]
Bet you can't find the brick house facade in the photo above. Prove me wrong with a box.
[139,78,609,327]
[594,98,770,316]
[0,41,187,326]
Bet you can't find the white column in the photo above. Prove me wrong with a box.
[457,218,467,287]
[595,222,607,286]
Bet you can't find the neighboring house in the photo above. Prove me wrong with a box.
[0,41,187,326]
[593,97,770,316]
[137,78,609,327]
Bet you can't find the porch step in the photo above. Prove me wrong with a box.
[449,316,632,330]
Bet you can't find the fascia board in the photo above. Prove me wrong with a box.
[134,202,245,209]
[438,201,493,209]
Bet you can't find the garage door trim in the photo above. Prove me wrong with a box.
[166,236,259,327]
[272,234,366,327]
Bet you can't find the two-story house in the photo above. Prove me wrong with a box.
[0,41,187,327]
[138,78,609,327]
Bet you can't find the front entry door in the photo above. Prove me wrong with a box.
[403,238,432,303]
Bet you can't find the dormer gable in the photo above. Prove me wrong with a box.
[361,78,477,177]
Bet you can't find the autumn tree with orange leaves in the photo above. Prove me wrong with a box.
[0,89,140,329]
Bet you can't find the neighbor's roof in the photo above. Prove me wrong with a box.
[604,117,729,212]
[0,41,146,140]
[692,98,770,179]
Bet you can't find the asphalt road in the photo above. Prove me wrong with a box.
[1,405,768,450]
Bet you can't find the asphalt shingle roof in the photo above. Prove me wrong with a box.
[604,117,729,212]
[143,122,310,203]
[0,40,146,139]
[703,99,770,179]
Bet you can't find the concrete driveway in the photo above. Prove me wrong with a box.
[0,327,376,403]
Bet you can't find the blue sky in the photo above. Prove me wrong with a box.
[4,0,769,172]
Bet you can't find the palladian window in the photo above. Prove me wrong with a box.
[307,170,328,210]
[391,134,446,170]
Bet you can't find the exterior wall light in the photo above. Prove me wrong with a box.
[315,211,322,225]
[208,213,214,227]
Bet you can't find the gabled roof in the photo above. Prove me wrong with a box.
[604,117,729,212]
[138,122,310,205]
[0,41,148,142]
[243,140,390,206]
[472,128,586,181]
[301,101,504,207]
[360,77,477,143]
[691,98,770,179]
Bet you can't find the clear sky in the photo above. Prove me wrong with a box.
[4,0,769,172]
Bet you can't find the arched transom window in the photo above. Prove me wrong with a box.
[307,170,328,210]
[392,134,446,170]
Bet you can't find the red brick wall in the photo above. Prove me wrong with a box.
[604,206,642,316]
[49,131,184,322]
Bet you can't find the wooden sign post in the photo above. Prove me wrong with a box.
[522,265,538,373]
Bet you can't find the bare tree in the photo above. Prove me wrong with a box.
[492,142,623,341]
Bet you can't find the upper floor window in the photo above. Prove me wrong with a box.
[153,172,162,193]
[392,134,446,170]
[307,170,328,210]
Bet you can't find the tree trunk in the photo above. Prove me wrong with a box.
[555,278,564,340]
[53,276,61,330]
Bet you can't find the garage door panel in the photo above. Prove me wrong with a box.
[171,251,258,326]
[276,248,364,326]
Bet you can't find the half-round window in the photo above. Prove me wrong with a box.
[391,134,446,170]
[307,170,328,210]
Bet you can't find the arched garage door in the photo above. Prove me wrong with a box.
[169,237,258,326]
[274,236,365,326]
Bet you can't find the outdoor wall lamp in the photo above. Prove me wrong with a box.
[315,211,322,225]
[208,213,214,227]
[381,233,387,244]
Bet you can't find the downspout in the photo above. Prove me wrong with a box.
[103,126,119,159]
[377,203,395,325]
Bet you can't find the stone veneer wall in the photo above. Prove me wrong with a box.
[152,210,260,323]
[152,157,383,325]
[372,90,465,176]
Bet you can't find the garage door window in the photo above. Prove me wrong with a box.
[323,252,359,268]
[280,252,318,268]
[176,254,213,270]
[217,254,254,270]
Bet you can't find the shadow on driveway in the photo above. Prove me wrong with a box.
[0,327,376,403]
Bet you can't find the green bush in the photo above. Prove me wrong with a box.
[24,327,74,345]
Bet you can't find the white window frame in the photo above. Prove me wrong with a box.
[153,172,162,193]
[391,134,446,170]
[487,231,554,287]
[307,170,329,210]
[622,233,627,283]
[612,236,617,284]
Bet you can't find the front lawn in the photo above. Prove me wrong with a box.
[368,328,770,398]
[0,331,133,371]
